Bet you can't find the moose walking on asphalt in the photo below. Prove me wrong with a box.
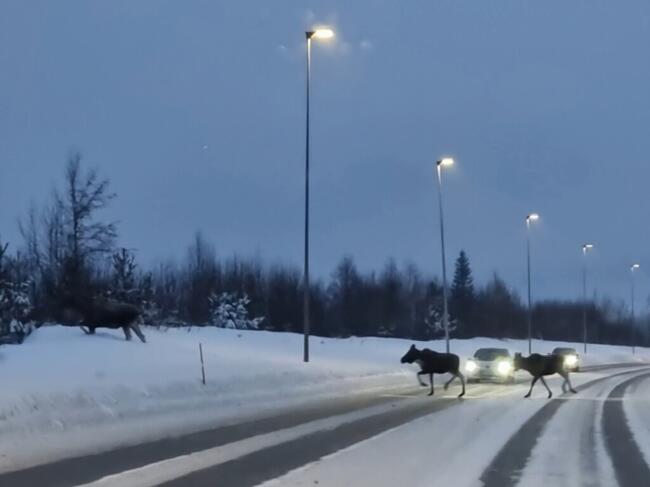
[514,352,577,398]
[400,345,466,398]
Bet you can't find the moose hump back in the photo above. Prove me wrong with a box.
[84,298,140,325]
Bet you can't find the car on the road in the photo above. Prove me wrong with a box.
[552,347,581,372]
[465,348,515,383]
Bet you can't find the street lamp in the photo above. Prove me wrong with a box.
[435,157,454,353]
[581,244,594,354]
[311,28,334,40]
[303,27,334,363]
[631,263,640,355]
[525,213,539,354]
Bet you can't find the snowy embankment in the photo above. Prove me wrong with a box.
[0,325,647,472]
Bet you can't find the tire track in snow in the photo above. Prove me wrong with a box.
[156,394,464,487]
[480,367,650,487]
[602,372,650,487]
[514,372,619,487]
[621,373,650,471]
[0,386,425,487]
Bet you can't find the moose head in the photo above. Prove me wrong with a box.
[400,344,421,364]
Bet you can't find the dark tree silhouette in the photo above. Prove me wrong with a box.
[451,250,475,337]
[7,164,650,348]
[328,256,364,337]
[111,248,137,301]
[183,231,219,323]
[62,153,117,278]
[16,154,116,314]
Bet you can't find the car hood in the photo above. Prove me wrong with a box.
[471,358,512,365]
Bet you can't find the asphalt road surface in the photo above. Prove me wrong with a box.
[2,364,649,487]
[481,367,650,487]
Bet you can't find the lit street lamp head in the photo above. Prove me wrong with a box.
[631,263,641,271]
[437,157,454,167]
[306,28,335,40]
[526,213,540,223]
[583,243,594,252]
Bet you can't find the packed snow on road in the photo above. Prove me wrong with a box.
[0,325,647,474]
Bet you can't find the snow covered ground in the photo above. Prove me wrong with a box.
[0,325,648,474]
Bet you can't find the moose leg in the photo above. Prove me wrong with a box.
[445,372,466,397]
[560,371,577,394]
[561,377,568,393]
[81,326,91,335]
[457,372,466,398]
[122,326,133,341]
[428,373,434,396]
[130,323,147,343]
[539,377,553,398]
[524,376,539,398]
[444,374,454,390]
[417,371,428,387]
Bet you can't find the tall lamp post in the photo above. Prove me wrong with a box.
[525,213,539,354]
[303,27,334,363]
[435,157,454,353]
[631,263,640,355]
[581,244,594,354]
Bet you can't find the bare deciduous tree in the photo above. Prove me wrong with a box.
[18,153,117,310]
[63,153,117,269]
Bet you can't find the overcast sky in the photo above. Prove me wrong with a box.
[1,0,649,308]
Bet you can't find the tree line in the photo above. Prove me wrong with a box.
[0,155,646,347]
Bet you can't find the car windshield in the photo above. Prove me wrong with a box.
[474,349,510,361]
[553,348,577,355]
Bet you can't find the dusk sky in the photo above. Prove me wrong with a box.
[1,1,649,308]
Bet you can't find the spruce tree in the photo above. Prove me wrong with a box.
[451,250,475,336]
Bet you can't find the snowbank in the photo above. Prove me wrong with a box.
[0,325,648,472]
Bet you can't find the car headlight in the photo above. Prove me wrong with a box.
[465,360,478,373]
[497,360,513,376]
[564,354,578,367]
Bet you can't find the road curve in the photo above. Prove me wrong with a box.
[602,372,650,487]
[480,367,650,487]
[1,363,647,487]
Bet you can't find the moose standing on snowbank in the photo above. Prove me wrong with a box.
[400,345,466,398]
[514,352,577,398]
[61,296,147,343]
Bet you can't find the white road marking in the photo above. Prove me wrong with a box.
[79,372,644,486]
[76,398,424,487]
[379,394,420,398]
